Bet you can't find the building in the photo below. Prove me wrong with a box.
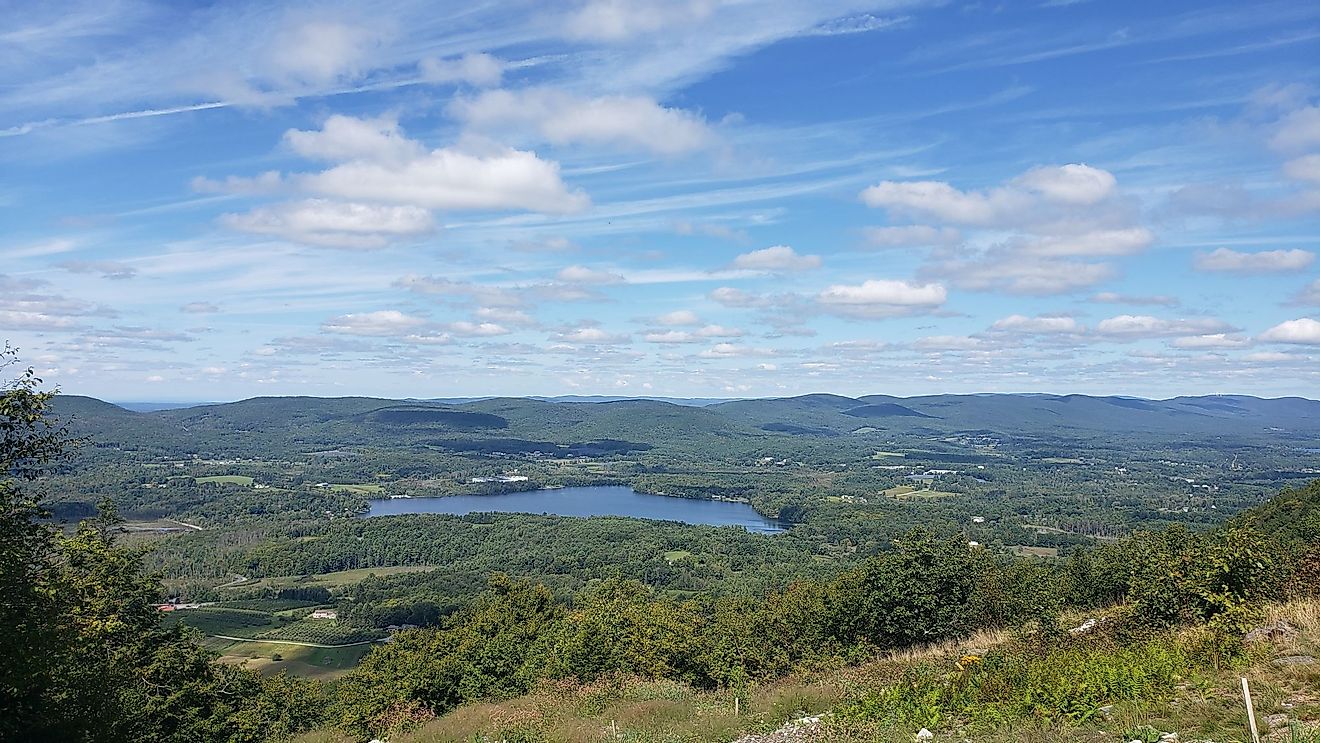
[309,608,338,620]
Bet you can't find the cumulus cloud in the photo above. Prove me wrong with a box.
[418,52,504,87]
[553,326,631,344]
[729,245,821,272]
[451,88,713,155]
[1193,247,1315,274]
[642,325,740,343]
[1095,315,1232,339]
[913,335,985,351]
[697,342,775,358]
[284,115,422,163]
[991,314,1082,334]
[860,164,1116,226]
[302,143,588,213]
[221,199,436,249]
[864,164,1147,296]
[1259,317,1320,345]
[322,310,428,336]
[817,279,946,318]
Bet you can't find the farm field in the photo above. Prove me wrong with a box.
[212,639,372,680]
[220,565,442,592]
[195,475,255,486]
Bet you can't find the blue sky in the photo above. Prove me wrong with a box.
[3,0,1319,401]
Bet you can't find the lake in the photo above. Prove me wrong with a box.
[364,485,783,533]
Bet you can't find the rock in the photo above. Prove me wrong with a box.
[1267,713,1291,728]
[916,729,934,741]
[1245,620,1296,643]
[1097,704,1115,718]
[1069,618,1099,635]
[1158,734,1178,742]
[1272,655,1316,667]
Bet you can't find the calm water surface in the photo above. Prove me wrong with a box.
[365,485,783,533]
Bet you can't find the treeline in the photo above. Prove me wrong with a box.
[326,480,1320,738]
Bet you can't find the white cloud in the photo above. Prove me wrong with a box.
[817,279,946,317]
[1095,315,1231,339]
[553,326,631,344]
[1283,154,1320,183]
[1012,164,1116,205]
[1193,247,1315,274]
[1171,333,1251,349]
[191,171,284,194]
[222,199,435,249]
[642,325,742,343]
[181,302,220,314]
[644,330,697,343]
[860,164,1117,226]
[284,115,422,163]
[1271,106,1320,153]
[1259,317,1320,345]
[451,88,713,155]
[322,310,428,336]
[301,143,589,214]
[730,245,821,272]
[563,0,716,41]
[933,255,1115,295]
[418,52,504,87]
[655,309,701,326]
[1023,227,1153,257]
[557,265,626,284]
[59,260,137,280]
[1291,278,1320,306]
[991,314,1081,334]
[862,225,962,249]
[1090,292,1180,307]
[697,342,775,358]
[913,335,984,351]
[267,20,387,87]
[708,287,772,308]
[447,320,511,337]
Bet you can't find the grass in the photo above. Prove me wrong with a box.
[195,475,255,486]
[327,483,385,495]
[664,550,693,562]
[213,639,372,681]
[883,485,958,500]
[1009,546,1061,558]
[304,600,1320,743]
[220,565,440,591]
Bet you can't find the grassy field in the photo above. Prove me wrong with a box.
[222,565,440,592]
[1009,545,1060,558]
[195,475,255,486]
[882,484,958,499]
[212,639,372,680]
[327,483,385,495]
[291,600,1320,743]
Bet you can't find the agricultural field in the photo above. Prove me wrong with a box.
[212,639,373,680]
[220,565,442,592]
[195,475,255,486]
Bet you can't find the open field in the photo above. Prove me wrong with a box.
[326,483,384,494]
[220,565,441,591]
[195,475,255,486]
[212,639,372,681]
[882,484,958,499]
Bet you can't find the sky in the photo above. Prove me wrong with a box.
[2,0,1319,401]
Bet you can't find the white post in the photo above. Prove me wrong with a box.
[1241,676,1261,743]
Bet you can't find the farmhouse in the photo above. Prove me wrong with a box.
[309,608,338,620]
